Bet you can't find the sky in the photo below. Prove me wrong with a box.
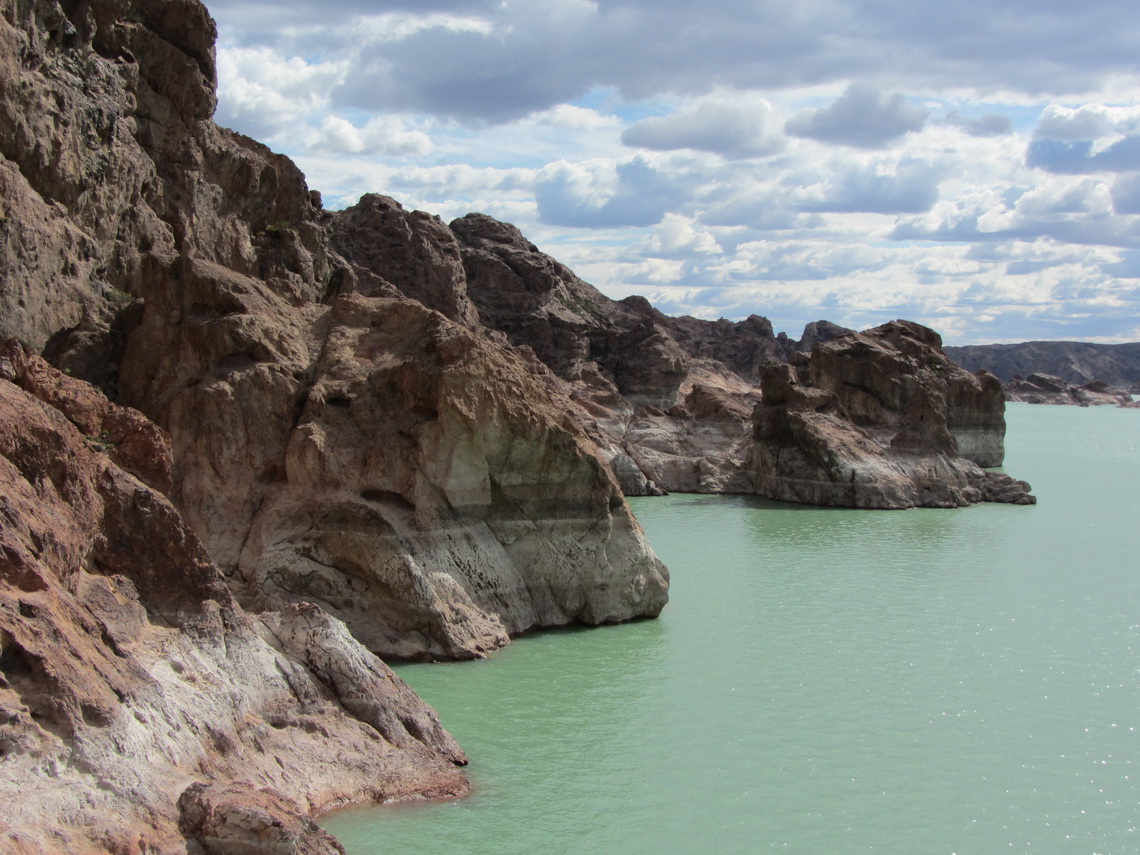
[206,0,1140,345]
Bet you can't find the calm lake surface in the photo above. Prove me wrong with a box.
[323,403,1139,854]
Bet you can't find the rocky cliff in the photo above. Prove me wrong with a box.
[0,343,467,854]
[0,0,667,850]
[752,321,1035,508]
[441,209,855,496]
[0,0,667,664]
[0,0,1037,850]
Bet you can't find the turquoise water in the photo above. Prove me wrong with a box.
[322,404,1140,854]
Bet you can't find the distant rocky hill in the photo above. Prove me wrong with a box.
[1002,374,1137,406]
[945,341,1140,391]
[0,0,1037,851]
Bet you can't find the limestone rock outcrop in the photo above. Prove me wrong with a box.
[0,343,468,855]
[752,321,1035,508]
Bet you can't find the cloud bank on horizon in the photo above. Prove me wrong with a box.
[208,0,1140,344]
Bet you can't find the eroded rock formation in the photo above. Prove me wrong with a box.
[232,294,668,661]
[447,210,853,495]
[752,321,1035,508]
[0,343,467,854]
[1,0,668,665]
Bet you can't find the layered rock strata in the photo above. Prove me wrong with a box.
[0,343,468,855]
[752,321,1035,508]
[0,1,669,849]
[231,293,669,660]
[0,0,1039,848]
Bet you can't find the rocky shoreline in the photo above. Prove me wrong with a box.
[0,0,1047,851]
[0,343,468,854]
[945,341,1140,392]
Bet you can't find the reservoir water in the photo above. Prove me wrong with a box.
[322,403,1139,854]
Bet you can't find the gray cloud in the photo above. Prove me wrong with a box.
[534,157,692,228]
[210,0,1140,126]
[1027,136,1140,174]
[1103,250,1140,278]
[794,159,945,214]
[1035,106,1117,140]
[207,0,498,29]
[892,203,1140,248]
[700,198,806,231]
[1111,173,1140,214]
[340,26,592,124]
[785,83,928,148]
[621,100,784,159]
[209,0,1140,343]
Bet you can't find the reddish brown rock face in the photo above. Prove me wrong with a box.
[0,345,468,854]
[752,321,1035,509]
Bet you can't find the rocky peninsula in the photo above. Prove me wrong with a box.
[752,321,1034,508]
[0,0,1036,851]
